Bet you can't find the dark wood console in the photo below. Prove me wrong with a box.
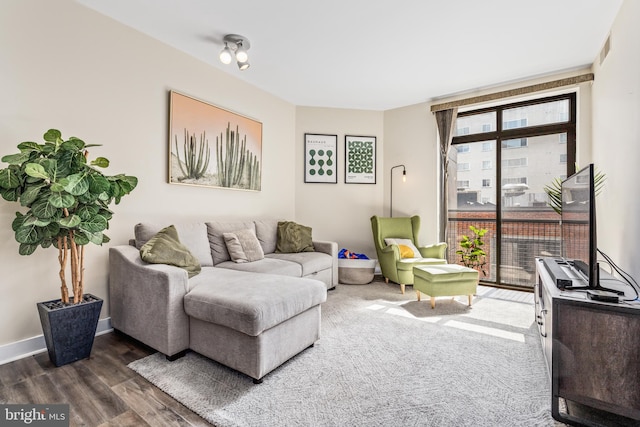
[535,258,640,426]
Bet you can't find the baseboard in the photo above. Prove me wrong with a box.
[0,317,112,366]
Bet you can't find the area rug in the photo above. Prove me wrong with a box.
[128,280,557,426]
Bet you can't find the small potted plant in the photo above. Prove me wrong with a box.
[456,225,488,276]
[0,129,137,366]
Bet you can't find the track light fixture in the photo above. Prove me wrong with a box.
[219,34,251,71]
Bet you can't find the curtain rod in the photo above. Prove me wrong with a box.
[430,73,594,112]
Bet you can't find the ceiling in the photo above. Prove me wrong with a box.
[77,0,623,111]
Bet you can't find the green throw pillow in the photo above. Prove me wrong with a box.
[140,225,201,278]
[276,221,315,253]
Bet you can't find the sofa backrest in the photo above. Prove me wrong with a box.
[134,219,284,267]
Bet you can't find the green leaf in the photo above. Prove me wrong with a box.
[25,163,49,180]
[49,192,75,208]
[80,214,108,232]
[82,230,104,245]
[59,214,81,228]
[76,204,98,220]
[15,224,41,244]
[1,188,19,201]
[61,138,85,151]
[17,141,41,152]
[43,129,62,143]
[74,233,90,245]
[87,174,110,193]
[12,213,26,231]
[19,243,38,255]
[22,215,51,227]
[63,173,89,196]
[31,198,58,219]
[1,152,31,165]
[0,168,21,189]
[91,157,109,168]
[43,222,60,238]
[19,184,44,206]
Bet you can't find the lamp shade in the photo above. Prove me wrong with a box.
[219,44,233,64]
[235,42,249,63]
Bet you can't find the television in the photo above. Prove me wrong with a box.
[561,164,597,288]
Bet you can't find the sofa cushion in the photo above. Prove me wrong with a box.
[184,268,326,336]
[134,222,213,267]
[216,258,302,276]
[266,252,332,276]
[139,225,201,278]
[254,219,279,254]
[276,221,314,253]
[207,221,256,265]
[223,228,265,263]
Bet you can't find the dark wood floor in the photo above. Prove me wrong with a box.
[0,332,211,426]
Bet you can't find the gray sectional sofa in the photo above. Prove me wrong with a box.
[109,219,338,383]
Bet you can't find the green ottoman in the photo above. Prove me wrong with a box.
[413,264,479,309]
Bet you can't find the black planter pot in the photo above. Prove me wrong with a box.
[37,294,103,367]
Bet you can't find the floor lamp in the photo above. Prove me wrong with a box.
[390,165,406,217]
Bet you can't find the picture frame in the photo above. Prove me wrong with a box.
[304,133,338,183]
[345,135,376,184]
[169,90,263,191]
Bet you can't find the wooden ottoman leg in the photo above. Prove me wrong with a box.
[430,296,436,309]
[416,290,421,301]
[400,284,405,294]
[468,295,473,306]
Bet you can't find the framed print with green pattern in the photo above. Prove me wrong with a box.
[345,135,376,184]
[304,133,337,183]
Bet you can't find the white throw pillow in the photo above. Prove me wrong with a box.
[223,229,265,263]
[384,238,421,258]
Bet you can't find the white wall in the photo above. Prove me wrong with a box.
[0,0,296,346]
[591,0,640,282]
[383,103,440,245]
[295,107,384,258]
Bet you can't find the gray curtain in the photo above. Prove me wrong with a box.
[435,108,458,243]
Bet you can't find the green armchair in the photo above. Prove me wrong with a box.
[370,215,447,293]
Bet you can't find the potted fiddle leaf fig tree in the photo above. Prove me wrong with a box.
[0,129,137,366]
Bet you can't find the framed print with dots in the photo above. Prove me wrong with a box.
[345,135,376,184]
[304,133,338,183]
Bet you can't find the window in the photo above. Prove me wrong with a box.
[502,158,527,168]
[502,138,528,149]
[503,119,527,129]
[502,177,528,186]
[456,127,470,136]
[457,144,470,153]
[448,93,576,289]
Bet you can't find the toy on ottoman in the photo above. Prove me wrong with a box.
[413,264,479,309]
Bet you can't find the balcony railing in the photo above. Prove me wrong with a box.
[447,214,569,288]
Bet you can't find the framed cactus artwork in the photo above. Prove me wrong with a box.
[169,91,262,191]
[345,135,376,184]
[304,133,338,183]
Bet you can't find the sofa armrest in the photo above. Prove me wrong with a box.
[313,240,339,287]
[109,245,190,357]
[418,242,448,259]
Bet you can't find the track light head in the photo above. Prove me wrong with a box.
[235,42,249,63]
[219,43,233,65]
[238,61,250,71]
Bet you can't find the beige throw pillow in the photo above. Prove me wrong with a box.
[223,228,265,263]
